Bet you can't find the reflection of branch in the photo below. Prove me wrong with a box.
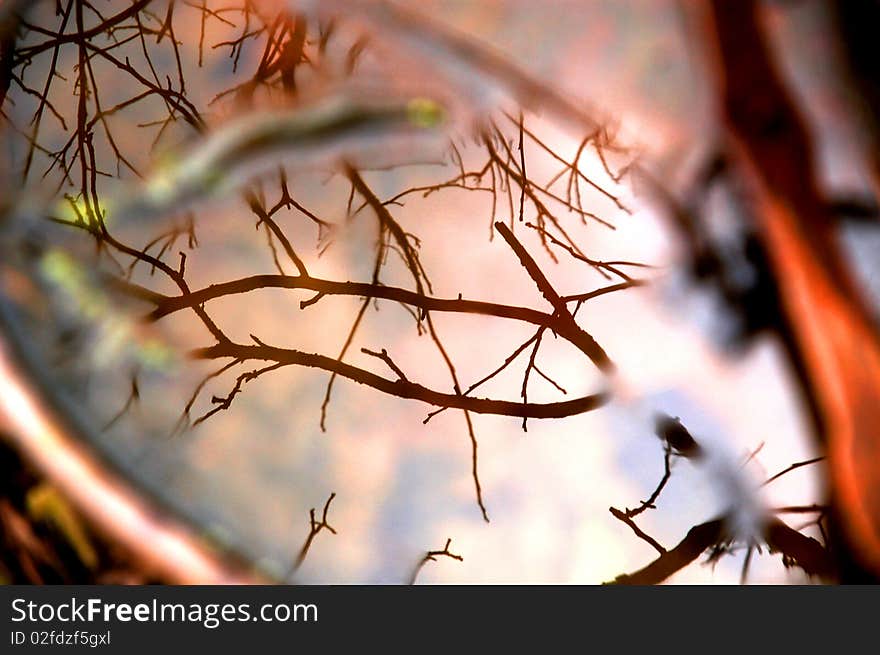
[290,493,337,575]
[346,166,433,295]
[14,0,153,65]
[623,444,672,519]
[192,341,608,420]
[148,275,545,324]
[494,221,613,372]
[361,347,408,381]
[609,412,834,583]
[609,507,667,555]
[526,221,652,283]
[520,327,545,431]
[764,519,833,579]
[168,200,616,522]
[424,327,542,429]
[408,538,463,585]
[562,280,647,304]
[145,274,611,369]
[608,519,725,585]
[172,358,242,437]
[608,516,834,585]
[763,456,825,487]
[512,112,629,213]
[101,375,140,432]
[191,361,287,427]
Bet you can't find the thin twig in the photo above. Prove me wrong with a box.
[408,538,463,584]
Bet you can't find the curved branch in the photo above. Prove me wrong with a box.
[608,519,725,585]
[608,516,834,585]
[408,538,463,585]
[142,274,612,370]
[192,341,609,419]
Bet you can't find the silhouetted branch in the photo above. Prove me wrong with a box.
[289,492,337,575]
[624,444,672,519]
[608,519,725,585]
[494,221,613,372]
[763,456,826,487]
[764,518,833,579]
[191,341,609,420]
[361,347,408,381]
[408,537,463,584]
[608,506,667,556]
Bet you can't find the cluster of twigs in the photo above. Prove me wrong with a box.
[607,415,833,584]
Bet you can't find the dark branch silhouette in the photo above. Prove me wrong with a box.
[289,492,337,576]
[408,537,463,585]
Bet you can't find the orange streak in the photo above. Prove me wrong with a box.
[0,337,265,584]
[756,194,880,572]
